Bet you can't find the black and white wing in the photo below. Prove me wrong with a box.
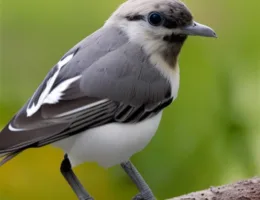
[0,26,173,163]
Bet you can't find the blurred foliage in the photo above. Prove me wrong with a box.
[1,0,260,199]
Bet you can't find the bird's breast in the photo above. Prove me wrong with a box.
[149,54,180,99]
[53,112,163,168]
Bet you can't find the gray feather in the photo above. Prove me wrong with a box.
[80,42,171,106]
[0,25,172,161]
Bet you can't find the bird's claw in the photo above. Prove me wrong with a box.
[132,192,156,200]
[79,197,94,200]
[132,193,144,200]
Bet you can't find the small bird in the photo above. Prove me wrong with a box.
[0,0,216,199]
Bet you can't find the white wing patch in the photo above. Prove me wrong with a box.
[44,75,81,104]
[26,53,76,117]
[8,124,26,132]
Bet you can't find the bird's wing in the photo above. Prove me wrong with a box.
[0,26,172,159]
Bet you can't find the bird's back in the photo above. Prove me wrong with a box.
[0,25,173,165]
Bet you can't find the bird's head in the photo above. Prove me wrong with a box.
[106,0,216,64]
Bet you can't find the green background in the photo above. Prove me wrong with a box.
[1,0,260,199]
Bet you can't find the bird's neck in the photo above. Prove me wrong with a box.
[104,22,180,98]
[104,21,180,79]
[150,53,180,99]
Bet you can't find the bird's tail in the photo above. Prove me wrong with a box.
[0,151,22,166]
[0,129,18,166]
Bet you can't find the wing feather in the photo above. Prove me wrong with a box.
[0,26,174,165]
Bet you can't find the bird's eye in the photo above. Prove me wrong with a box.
[148,12,164,26]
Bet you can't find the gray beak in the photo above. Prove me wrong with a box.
[181,21,217,38]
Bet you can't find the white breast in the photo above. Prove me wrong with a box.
[53,112,162,168]
[149,54,180,99]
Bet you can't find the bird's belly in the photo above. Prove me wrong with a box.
[53,112,162,168]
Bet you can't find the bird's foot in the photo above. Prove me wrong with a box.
[79,196,94,200]
[61,154,94,200]
[132,190,156,200]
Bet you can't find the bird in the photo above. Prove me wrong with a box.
[0,0,216,199]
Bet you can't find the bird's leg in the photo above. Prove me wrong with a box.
[60,154,94,200]
[121,161,155,200]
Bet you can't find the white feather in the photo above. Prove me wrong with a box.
[149,54,180,99]
[26,53,74,117]
[54,99,109,118]
[8,124,25,132]
[44,75,81,104]
[53,112,162,168]
[57,54,74,68]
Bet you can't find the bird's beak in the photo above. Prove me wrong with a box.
[180,21,217,38]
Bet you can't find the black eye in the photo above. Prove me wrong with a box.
[148,12,164,26]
